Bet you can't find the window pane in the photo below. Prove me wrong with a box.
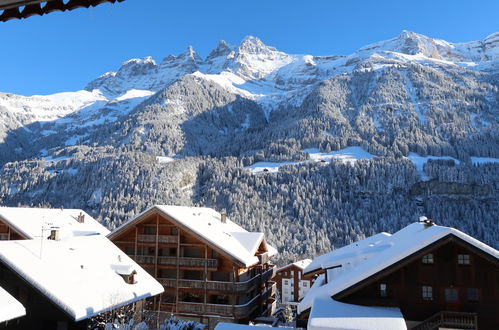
[380,283,387,297]
[422,286,433,300]
[422,253,434,264]
[457,254,470,265]
[467,288,479,302]
[445,288,458,302]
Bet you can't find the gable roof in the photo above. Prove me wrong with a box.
[278,258,312,272]
[109,205,277,268]
[0,207,109,240]
[0,286,25,323]
[298,222,499,314]
[0,235,164,321]
[307,294,406,330]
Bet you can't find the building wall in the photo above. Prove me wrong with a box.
[275,265,312,304]
[0,262,87,330]
[340,240,499,330]
[0,220,25,240]
[111,210,276,324]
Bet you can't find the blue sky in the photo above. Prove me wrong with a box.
[1,0,498,95]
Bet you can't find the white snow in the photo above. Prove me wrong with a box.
[308,295,406,330]
[0,286,25,323]
[278,258,312,272]
[245,147,374,174]
[305,146,374,163]
[0,235,164,322]
[0,207,109,240]
[112,89,155,102]
[471,156,499,164]
[406,153,460,180]
[298,222,499,314]
[245,161,300,173]
[110,205,277,268]
[156,156,176,163]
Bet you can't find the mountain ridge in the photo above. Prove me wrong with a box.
[0,31,498,264]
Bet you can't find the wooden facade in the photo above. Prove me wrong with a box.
[109,208,277,326]
[332,235,499,330]
[0,220,25,241]
[0,261,86,330]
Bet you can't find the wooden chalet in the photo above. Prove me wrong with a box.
[298,219,499,330]
[108,205,278,328]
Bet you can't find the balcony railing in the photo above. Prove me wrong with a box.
[0,233,8,240]
[175,286,274,319]
[131,255,218,269]
[137,234,178,244]
[413,311,478,330]
[157,267,276,293]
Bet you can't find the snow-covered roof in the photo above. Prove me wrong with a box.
[278,258,312,272]
[0,235,164,321]
[110,205,277,268]
[214,323,296,330]
[0,286,25,323]
[303,233,391,275]
[299,222,499,314]
[0,207,109,239]
[308,295,406,330]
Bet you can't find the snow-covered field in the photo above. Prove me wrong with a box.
[245,146,374,174]
[246,148,499,176]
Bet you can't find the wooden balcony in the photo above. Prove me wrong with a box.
[157,267,276,293]
[137,234,178,244]
[132,255,218,269]
[0,233,8,240]
[174,285,274,319]
[412,311,478,330]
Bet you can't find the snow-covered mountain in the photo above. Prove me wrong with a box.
[0,31,498,263]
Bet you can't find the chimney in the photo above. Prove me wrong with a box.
[48,227,60,241]
[220,211,227,224]
[77,212,85,223]
[419,216,435,228]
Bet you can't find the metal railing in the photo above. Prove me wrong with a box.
[412,311,478,330]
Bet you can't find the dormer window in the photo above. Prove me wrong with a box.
[422,253,434,264]
[457,254,470,265]
[380,283,387,297]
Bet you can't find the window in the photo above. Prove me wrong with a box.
[143,226,156,235]
[170,227,178,235]
[211,271,230,282]
[159,269,176,279]
[302,281,308,287]
[422,286,433,300]
[183,248,201,258]
[467,288,479,302]
[445,288,459,302]
[284,279,289,285]
[124,246,134,255]
[380,283,387,297]
[457,254,470,265]
[422,253,434,264]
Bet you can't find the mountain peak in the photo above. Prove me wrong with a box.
[239,36,274,54]
[206,40,233,61]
